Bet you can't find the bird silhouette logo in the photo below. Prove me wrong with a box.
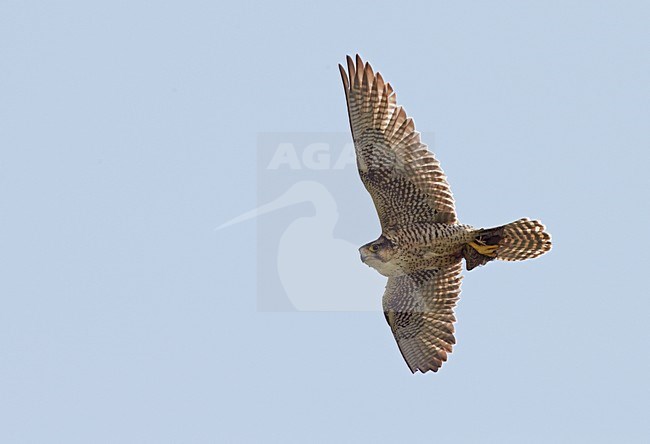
[217,134,385,312]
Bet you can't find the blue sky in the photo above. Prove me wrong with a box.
[1,1,649,442]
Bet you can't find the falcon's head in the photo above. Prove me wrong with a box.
[359,235,401,277]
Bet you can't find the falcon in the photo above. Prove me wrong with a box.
[339,55,551,373]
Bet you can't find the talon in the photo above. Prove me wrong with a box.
[469,241,499,258]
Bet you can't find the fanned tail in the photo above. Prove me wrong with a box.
[497,218,552,261]
[463,218,552,271]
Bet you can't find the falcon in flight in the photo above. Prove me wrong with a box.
[339,55,551,373]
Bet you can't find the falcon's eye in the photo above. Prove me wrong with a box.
[369,244,379,253]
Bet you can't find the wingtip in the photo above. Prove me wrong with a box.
[346,55,355,83]
[338,64,349,89]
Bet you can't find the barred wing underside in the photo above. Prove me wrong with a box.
[339,55,457,228]
[383,262,463,373]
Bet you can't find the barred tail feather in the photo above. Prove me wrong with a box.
[497,218,551,261]
[463,218,551,270]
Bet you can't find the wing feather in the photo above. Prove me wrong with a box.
[383,261,463,373]
[339,55,457,228]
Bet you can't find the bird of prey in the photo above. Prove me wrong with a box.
[339,55,551,373]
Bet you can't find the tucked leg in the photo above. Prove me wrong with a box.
[468,241,499,258]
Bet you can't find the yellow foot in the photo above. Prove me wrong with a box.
[469,241,499,258]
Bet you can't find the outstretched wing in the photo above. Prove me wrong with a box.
[339,55,457,228]
[383,261,463,373]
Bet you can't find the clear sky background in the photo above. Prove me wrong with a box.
[1,1,649,442]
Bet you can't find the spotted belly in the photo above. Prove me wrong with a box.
[387,223,475,274]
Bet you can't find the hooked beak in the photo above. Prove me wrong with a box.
[359,247,369,263]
